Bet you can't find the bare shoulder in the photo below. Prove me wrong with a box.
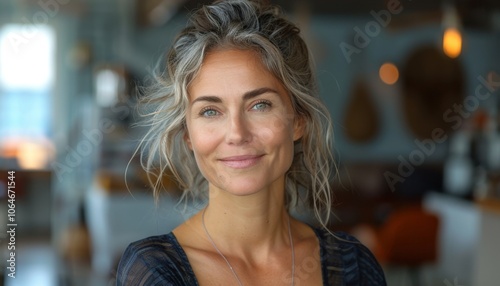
[291,219,320,246]
[287,219,323,285]
[172,211,207,251]
[170,211,219,267]
[172,213,240,285]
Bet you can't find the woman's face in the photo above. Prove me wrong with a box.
[185,49,304,196]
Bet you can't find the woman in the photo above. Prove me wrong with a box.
[117,0,386,285]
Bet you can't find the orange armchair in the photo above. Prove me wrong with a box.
[373,206,440,285]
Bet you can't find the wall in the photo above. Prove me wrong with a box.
[309,16,500,163]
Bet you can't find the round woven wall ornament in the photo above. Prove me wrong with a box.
[401,45,465,140]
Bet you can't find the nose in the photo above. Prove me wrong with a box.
[225,112,252,145]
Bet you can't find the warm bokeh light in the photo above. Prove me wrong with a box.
[379,62,399,85]
[443,28,462,58]
[17,141,53,170]
[0,140,19,158]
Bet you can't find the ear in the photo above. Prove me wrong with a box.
[183,129,193,150]
[293,114,305,141]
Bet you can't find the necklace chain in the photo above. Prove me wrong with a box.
[202,207,295,286]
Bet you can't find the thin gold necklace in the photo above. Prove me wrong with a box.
[201,207,295,286]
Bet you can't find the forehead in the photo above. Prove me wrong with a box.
[188,49,288,99]
[202,48,265,72]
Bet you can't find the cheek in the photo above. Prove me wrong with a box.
[188,132,215,176]
[255,113,295,143]
[190,125,219,153]
[267,105,296,140]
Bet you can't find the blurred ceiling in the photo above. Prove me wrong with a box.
[9,0,500,31]
[144,0,500,31]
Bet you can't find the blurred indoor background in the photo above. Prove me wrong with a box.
[0,0,499,285]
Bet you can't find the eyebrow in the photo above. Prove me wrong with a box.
[191,87,279,105]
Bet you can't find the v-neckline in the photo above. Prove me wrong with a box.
[167,225,327,286]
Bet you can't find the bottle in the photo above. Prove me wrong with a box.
[444,131,474,196]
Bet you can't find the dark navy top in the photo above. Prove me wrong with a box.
[116,228,386,285]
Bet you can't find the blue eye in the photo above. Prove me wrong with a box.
[252,101,271,111]
[200,108,219,117]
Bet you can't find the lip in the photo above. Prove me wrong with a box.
[218,155,264,169]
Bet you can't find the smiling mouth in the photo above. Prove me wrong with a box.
[218,155,264,169]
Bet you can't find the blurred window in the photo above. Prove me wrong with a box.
[0,24,55,169]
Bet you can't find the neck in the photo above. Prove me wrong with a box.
[202,181,291,257]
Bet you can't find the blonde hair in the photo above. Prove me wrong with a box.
[137,0,335,228]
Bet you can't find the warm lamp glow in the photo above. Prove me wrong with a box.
[14,139,54,170]
[17,142,50,169]
[443,28,462,58]
[379,62,399,85]
[0,140,19,158]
